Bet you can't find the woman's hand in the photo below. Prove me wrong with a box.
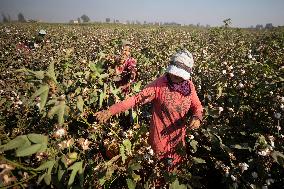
[189,117,201,130]
[94,110,112,123]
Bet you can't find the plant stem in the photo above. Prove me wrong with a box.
[2,173,37,189]
[0,156,35,172]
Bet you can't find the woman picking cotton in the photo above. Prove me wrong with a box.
[95,49,203,170]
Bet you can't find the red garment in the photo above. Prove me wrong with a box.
[109,75,203,165]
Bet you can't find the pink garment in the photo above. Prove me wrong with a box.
[109,75,203,166]
[115,57,137,94]
[116,57,137,74]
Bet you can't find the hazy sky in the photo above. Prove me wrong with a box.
[1,0,284,27]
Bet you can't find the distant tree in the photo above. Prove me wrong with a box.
[265,23,273,29]
[2,13,10,22]
[18,12,26,22]
[223,18,232,27]
[77,17,81,23]
[105,18,110,23]
[81,14,90,23]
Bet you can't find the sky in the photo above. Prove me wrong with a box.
[0,0,284,27]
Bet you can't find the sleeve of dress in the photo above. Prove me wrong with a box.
[189,81,203,121]
[109,80,156,115]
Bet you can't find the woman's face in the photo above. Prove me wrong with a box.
[122,45,131,57]
[168,73,185,83]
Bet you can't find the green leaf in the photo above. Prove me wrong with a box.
[230,143,251,150]
[206,106,220,118]
[216,83,223,99]
[33,71,45,80]
[46,61,57,83]
[44,159,54,185]
[257,135,267,147]
[35,160,56,171]
[190,140,198,153]
[89,62,104,74]
[58,168,65,182]
[77,95,84,112]
[133,81,142,93]
[89,92,98,104]
[271,151,284,168]
[38,143,47,153]
[48,101,66,125]
[89,62,97,72]
[75,87,81,95]
[44,172,52,185]
[99,178,106,186]
[192,157,206,164]
[37,173,46,185]
[16,139,31,152]
[110,84,121,96]
[131,110,137,122]
[68,161,83,187]
[129,162,142,171]
[123,139,132,154]
[120,145,126,164]
[106,166,115,179]
[27,134,48,144]
[17,68,44,80]
[169,179,187,189]
[16,143,43,157]
[31,84,49,111]
[0,135,29,151]
[99,91,106,108]
[132,173,141,182]
[126,178,136,189]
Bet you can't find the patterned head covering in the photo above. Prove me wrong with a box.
[38,29,46,35]
[166,49,194,80]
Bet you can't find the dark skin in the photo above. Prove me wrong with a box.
[94,73,201,129]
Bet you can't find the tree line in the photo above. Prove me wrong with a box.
[1,13,91,23]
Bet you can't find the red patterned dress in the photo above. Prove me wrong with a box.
[109,75,203,166]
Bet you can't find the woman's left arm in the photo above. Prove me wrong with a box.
[189,82,203,125]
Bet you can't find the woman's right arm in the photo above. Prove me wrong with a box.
[95,81,157,123]
[109,82,156,115]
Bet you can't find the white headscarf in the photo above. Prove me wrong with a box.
[166,49,194,80]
